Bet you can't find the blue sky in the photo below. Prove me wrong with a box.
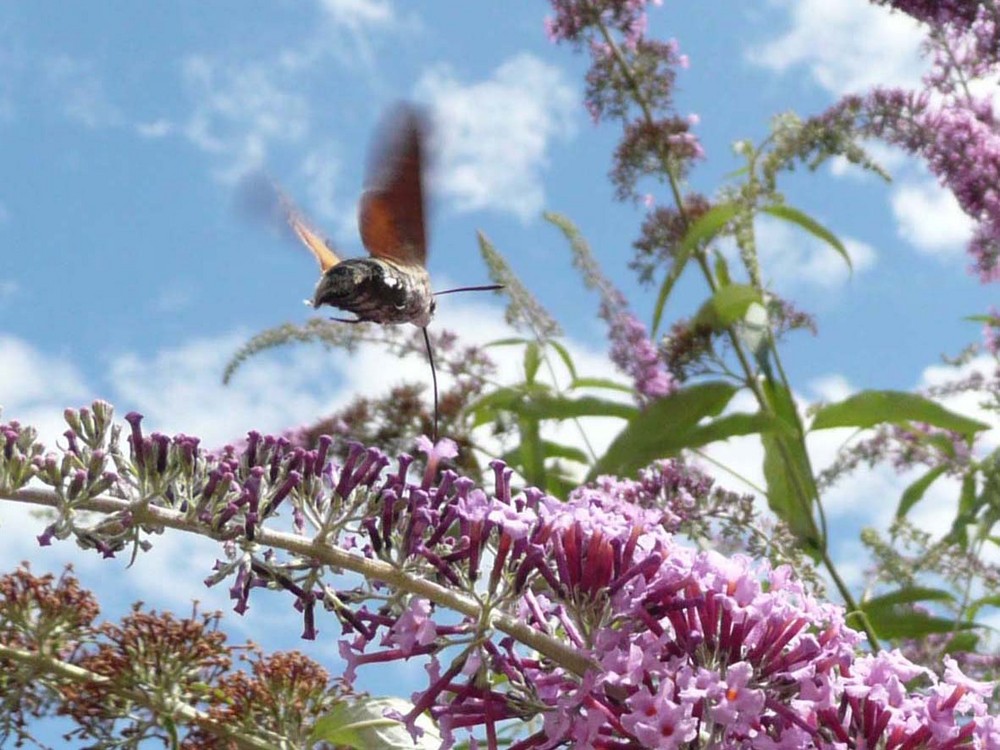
[2,0,998,725]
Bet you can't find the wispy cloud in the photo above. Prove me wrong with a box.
[297,144,358,240]
[317,0,394,31]
[416,53,578,222]
[178,55,312,183]
[735,214,876,291]
[0,335,91,445]
[43,55,123,129]
[890,178,973,258]
[749,0,926,96]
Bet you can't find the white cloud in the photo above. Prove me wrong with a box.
[0,280,17,302]
[752,214,876,290]
[920,354,1000,451]
[749,0,926,95]
[107,331,336,447]
[890,178,973,257]
[179,55,312,183]
[318,0,394,30]
[808,374,853,403]
[415,53,578,222]
[149,284,193,314]
[43,55,122,129]
[313,0,419,70]
[298,144,357,238]
[0,335,91,445]
[134,119,174,139]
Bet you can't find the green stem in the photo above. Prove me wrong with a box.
[6,487,597,678]
[592,12,867,642]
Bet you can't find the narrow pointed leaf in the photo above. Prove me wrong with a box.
[761,381,822,550]
[651,201,739,336]
[811,390,989,435]
[524,342,541,384]
[485,337,530,348]
[762,204,852,271]
[713,250,732,287]
[864,586,956,609]
[588,381,739,480]
[569,377,634,394]
[896,465,947,518]
[503,440,590,466]
[547,340,579,380]
[518,394,638,421]
[862,609,975,640]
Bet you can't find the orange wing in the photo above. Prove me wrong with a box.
[359,103,428,267]
[279,191,341,273]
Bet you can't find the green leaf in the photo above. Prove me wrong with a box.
[517,394,638,422]
[896,465,948,518]
[569,377,634,394]
[713,250,732,287]
[503,440,590,467]
[524,342,541,384]
[485,337,530,348]
[468,385,550,427]
[683,411,789,449]
[762,204,852,271]
[518,415,545,488]
[311,697,442,749]
[761,381,822,550]
[864,586,956,609]
[547,340,579,380]
[588,381,739,480]
[693,284,763,330]
[958,472,978,518]
[862,609,974,640]
[969,594,1000,620]
[651,201,739,336]
[811,390,989,435]
[942,632,980,653]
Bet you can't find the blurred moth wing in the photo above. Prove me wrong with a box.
[358,104,428,269]
[279,193,341,273]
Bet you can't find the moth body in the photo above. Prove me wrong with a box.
[312,257,435,327]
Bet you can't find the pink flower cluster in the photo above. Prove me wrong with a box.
[5,407,998,747]
[324,440,997,749]
[545,0,663,50]
[836,4,1000,282]
[604,300,676,401]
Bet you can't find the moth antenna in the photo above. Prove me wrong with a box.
[434,284,504,297]
[422,326,440,443]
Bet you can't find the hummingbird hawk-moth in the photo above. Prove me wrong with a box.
[265,103,499,440]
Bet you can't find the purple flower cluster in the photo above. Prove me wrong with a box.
[308,439,996,748]
[834,4,1000,282]
[6,406,998,747]
[603,300,676,401]
[873,0,984,30]
[545,0,662,50]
